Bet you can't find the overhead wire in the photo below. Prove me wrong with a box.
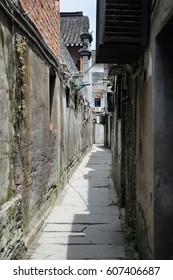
[9,0,37,16]
[1,0,63,77]
[1,1,90,91]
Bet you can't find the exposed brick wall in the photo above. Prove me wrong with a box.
[20,0,60,56]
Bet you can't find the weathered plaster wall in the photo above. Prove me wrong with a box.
[60,39,92,180]
[111,0,173,260]
[111,62,154,259]
[63,86,92,178]
[153,35,173,259]
[136,73,154,260]
[0,9,14,208]
[23,48,61,235]
[0,19,61,256]
[94,123,104,144]
[137,0,173,259]
[112,116,121,201]
[0,10,26,259]
[0,196,25,259]
[0,6,92,259]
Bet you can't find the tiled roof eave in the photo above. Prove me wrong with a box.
[66,43,83,47]
[60,14,89,46]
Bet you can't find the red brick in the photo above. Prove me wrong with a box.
[20,0,60,56]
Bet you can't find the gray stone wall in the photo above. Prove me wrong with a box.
[135,65,154,260]
[0,7,92,259]
[112,59,154,259]
[63,85,92,178]
[20,47,61,235]
[0,196,25,259]
[0,8,14,210]
[136,0,173,259]
[151,0,173,259]
[111,0,173,259]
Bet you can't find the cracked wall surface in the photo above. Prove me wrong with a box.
[111,0,173,260]
[0,4,92,259]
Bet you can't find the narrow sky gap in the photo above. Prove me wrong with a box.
[60,0,96,49]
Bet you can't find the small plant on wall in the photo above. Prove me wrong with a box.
[14,37,27,140]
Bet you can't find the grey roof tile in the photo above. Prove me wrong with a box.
[60,12,89,46]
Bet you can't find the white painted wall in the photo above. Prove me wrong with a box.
[94,123,104,144]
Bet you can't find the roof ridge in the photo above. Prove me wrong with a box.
[60,12,83,17]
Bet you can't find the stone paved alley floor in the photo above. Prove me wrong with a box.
[27,145,125,260]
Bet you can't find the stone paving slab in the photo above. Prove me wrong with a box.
[38,225,124,246]
[38,236,92,245]
[83,226,124,245]
[41,232,85,238]
[27,145,125,260]
[58,187,112,207]
[30,244,125,260]
[47,205,119,215]
[43,223,86,232]
[46,214,116,224]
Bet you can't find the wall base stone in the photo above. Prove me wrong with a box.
[0,196,26,259]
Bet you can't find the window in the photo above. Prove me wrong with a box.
[74,94,77,111]
[49,68,56,119]
[92,72,105,84]
[66,86,70,108]
[115,75,123,119]
[76,60,80,71]
[94,98,101,107]
[107,92,114,112]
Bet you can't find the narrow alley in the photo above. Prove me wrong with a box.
[2,0,173,263]
[27,145,125,260]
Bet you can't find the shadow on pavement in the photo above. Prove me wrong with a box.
[66,145,125,259]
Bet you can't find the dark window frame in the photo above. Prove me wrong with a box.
[49,68,56,119]
[66,86,70,108]
[94,97,101,107]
